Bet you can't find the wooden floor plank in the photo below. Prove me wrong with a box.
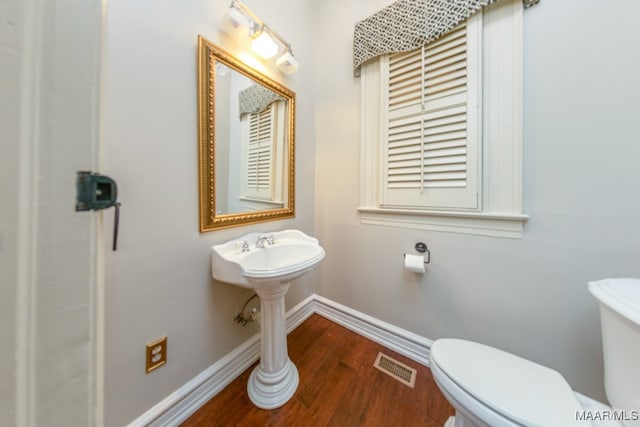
[181,314,454,426]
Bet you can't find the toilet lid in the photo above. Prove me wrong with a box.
[431,339,585,427]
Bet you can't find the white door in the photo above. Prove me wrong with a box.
[0,1,105,426]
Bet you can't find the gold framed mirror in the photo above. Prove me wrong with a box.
[197,36,295,231]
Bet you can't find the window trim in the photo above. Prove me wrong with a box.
[358,0,528,238]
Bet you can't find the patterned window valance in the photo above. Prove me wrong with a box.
[238,84,285,118]
[353,0,501,76]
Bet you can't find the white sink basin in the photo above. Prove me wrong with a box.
[211,229,325,288]
[210,229,325,409]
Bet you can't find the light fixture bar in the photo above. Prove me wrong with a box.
[230,0,260,26]
[228,0,298,73]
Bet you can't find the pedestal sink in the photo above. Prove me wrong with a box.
[211,229,325,409]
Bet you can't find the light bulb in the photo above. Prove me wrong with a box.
[276,50,299,74]
[227,5,250,30]
[251,31,278,60]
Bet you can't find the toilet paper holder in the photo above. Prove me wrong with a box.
[404,242,430,264]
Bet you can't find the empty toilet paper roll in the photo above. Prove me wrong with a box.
[404,253,425,273]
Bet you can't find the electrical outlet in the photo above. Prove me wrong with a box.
[146,336,167,373]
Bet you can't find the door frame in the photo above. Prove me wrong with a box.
[5,0,106,425]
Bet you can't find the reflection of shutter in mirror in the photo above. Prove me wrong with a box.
[247,104,273,198]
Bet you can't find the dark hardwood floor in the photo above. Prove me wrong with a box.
[182,314,454,426]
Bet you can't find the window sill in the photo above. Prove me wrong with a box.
[357,207,529,238]
[238,196,285,208]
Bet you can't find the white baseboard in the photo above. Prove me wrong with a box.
[310,295,432,366]
[128,293,432,427]
[129,335,261,427]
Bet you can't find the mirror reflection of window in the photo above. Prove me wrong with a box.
[239,100,286,211]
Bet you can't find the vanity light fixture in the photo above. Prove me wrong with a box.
[226,3,250,31]
[275,46,299,74]
[226,0,299,73]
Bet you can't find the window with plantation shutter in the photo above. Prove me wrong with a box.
[245,105,274,199]
[359,1,528,238]
[382,18,481,210]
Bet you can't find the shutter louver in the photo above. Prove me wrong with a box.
[389,49,422,111]
[384,18,480,210]
[424,26,467,100]
[421,104,467,188]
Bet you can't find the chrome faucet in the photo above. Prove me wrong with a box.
[256,234,275,249]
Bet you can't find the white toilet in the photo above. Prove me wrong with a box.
[430,278,640,427]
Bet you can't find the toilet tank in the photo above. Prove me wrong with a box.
[589,278,640,420]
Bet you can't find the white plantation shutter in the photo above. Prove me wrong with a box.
[245,105,274,199]
[382,16,481,210]
[359,4,526,237]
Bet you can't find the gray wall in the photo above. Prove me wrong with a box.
[313,0,640,402]
[101,1,316,425]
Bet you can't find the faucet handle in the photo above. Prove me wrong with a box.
[236,240,250,252]
[267,234,275,244]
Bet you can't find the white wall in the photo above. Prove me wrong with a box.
[101,1,316,425]
[313,0,640,402]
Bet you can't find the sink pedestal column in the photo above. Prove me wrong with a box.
[247,282,299,409]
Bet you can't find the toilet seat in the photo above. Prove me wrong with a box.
[431,358,521,427]
[430,339,585,427]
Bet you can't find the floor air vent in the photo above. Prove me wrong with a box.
[373,352,417,388]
